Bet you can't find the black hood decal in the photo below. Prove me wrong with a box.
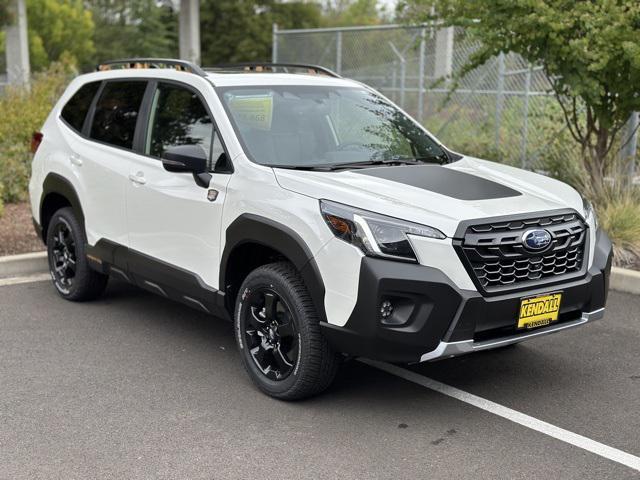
[355,165,522,201]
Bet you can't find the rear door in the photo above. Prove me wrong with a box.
[72,80,148,247]
[125,80,232,289]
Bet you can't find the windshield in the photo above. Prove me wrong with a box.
[217,86,449,169]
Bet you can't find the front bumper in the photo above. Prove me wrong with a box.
[320,228,613,363]
[420,307,604,361]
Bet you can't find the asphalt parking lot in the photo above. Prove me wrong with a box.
[1,277,639,479]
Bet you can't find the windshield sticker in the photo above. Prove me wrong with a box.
[228,94,273,130]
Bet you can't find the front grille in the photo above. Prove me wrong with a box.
[457,212,587,292]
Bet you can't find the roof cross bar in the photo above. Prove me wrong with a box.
[206,62,341,78]
[96,58,207,77]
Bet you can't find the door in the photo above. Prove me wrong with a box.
[125,81,231,290]
[72,80,148,247]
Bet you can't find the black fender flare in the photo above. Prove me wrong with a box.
[220,214,327,322]
[40,173,85,236]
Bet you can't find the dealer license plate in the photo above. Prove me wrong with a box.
[517,293,562,330]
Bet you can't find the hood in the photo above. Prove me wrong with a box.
[273,156,584,238]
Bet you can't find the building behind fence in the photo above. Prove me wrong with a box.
[273,23,638,177]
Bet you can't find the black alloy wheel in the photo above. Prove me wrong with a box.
[235,262,340,400]
[243,288,299,381]
[46,207,108,301]
[50,218,77,294]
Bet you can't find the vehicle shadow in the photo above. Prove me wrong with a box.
[96,278,580,406]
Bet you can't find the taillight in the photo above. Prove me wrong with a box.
[31,131,43,153]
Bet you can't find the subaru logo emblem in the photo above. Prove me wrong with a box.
[522,229,552,251]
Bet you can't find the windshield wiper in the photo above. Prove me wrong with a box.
[385,156,449,165]
[269,157,444,172]
[271,160,414,171]
[269,164,344,171]
[327,159,430,169]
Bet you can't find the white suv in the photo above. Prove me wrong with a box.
[29,59,612,399]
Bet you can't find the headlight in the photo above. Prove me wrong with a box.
[320,200,446,262]
[582,197,598,229]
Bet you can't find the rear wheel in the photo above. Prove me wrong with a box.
[235,262,340,400]
[46,207,108,301]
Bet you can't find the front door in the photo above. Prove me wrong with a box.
[125,81,231,291]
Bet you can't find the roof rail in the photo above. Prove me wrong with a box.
[96,58,207,77]
[206,63,341,78]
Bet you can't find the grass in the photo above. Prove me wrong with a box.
[593,184,640,267]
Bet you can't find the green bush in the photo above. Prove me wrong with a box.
[536,147,586,191]
[0,143,32,203]
[425,111,502,163]
[423,95,578,171]
[599,197,640,254]
[0,60,75,204]
[591,180,640,265]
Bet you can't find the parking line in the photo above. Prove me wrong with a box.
[2,273,636,472]
[360,358,640,473]
[0,273,51,287]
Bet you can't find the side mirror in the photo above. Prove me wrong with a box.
[161,144,208,174]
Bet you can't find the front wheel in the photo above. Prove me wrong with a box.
[235,262,340,400]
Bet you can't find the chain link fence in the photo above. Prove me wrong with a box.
[273,24,638,177]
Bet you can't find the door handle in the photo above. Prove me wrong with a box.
[128,172,147,185]
[69,153,83,166]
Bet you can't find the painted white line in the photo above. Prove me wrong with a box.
[0,273,51,287]
[359,358,640,473]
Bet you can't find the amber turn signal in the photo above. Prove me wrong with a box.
[326,214,352,235]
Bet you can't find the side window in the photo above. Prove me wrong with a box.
[89,81,147,149]
[145,83,214,163]
[61,81,101,133]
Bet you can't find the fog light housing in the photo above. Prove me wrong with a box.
[379,296,416,326]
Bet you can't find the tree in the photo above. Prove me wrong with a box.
[0,0,13,77]
[200,0,323,65]
[399,0,640,191]
[26,0,95,71]
[0,0,12,26]
[88,0,177,64]
[272,1,326,30]
[323,0,385,26]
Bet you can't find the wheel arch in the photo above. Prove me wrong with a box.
[220,214,326,322]
[40,173,85,243]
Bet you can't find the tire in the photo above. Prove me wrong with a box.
[234,262,340,400]
[46,207,108,301]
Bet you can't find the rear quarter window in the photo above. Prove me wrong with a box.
[60,81,101,133]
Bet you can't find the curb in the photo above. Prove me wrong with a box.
[0,251,48,279]
[610,267,640,296]
[0,252,639,295]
